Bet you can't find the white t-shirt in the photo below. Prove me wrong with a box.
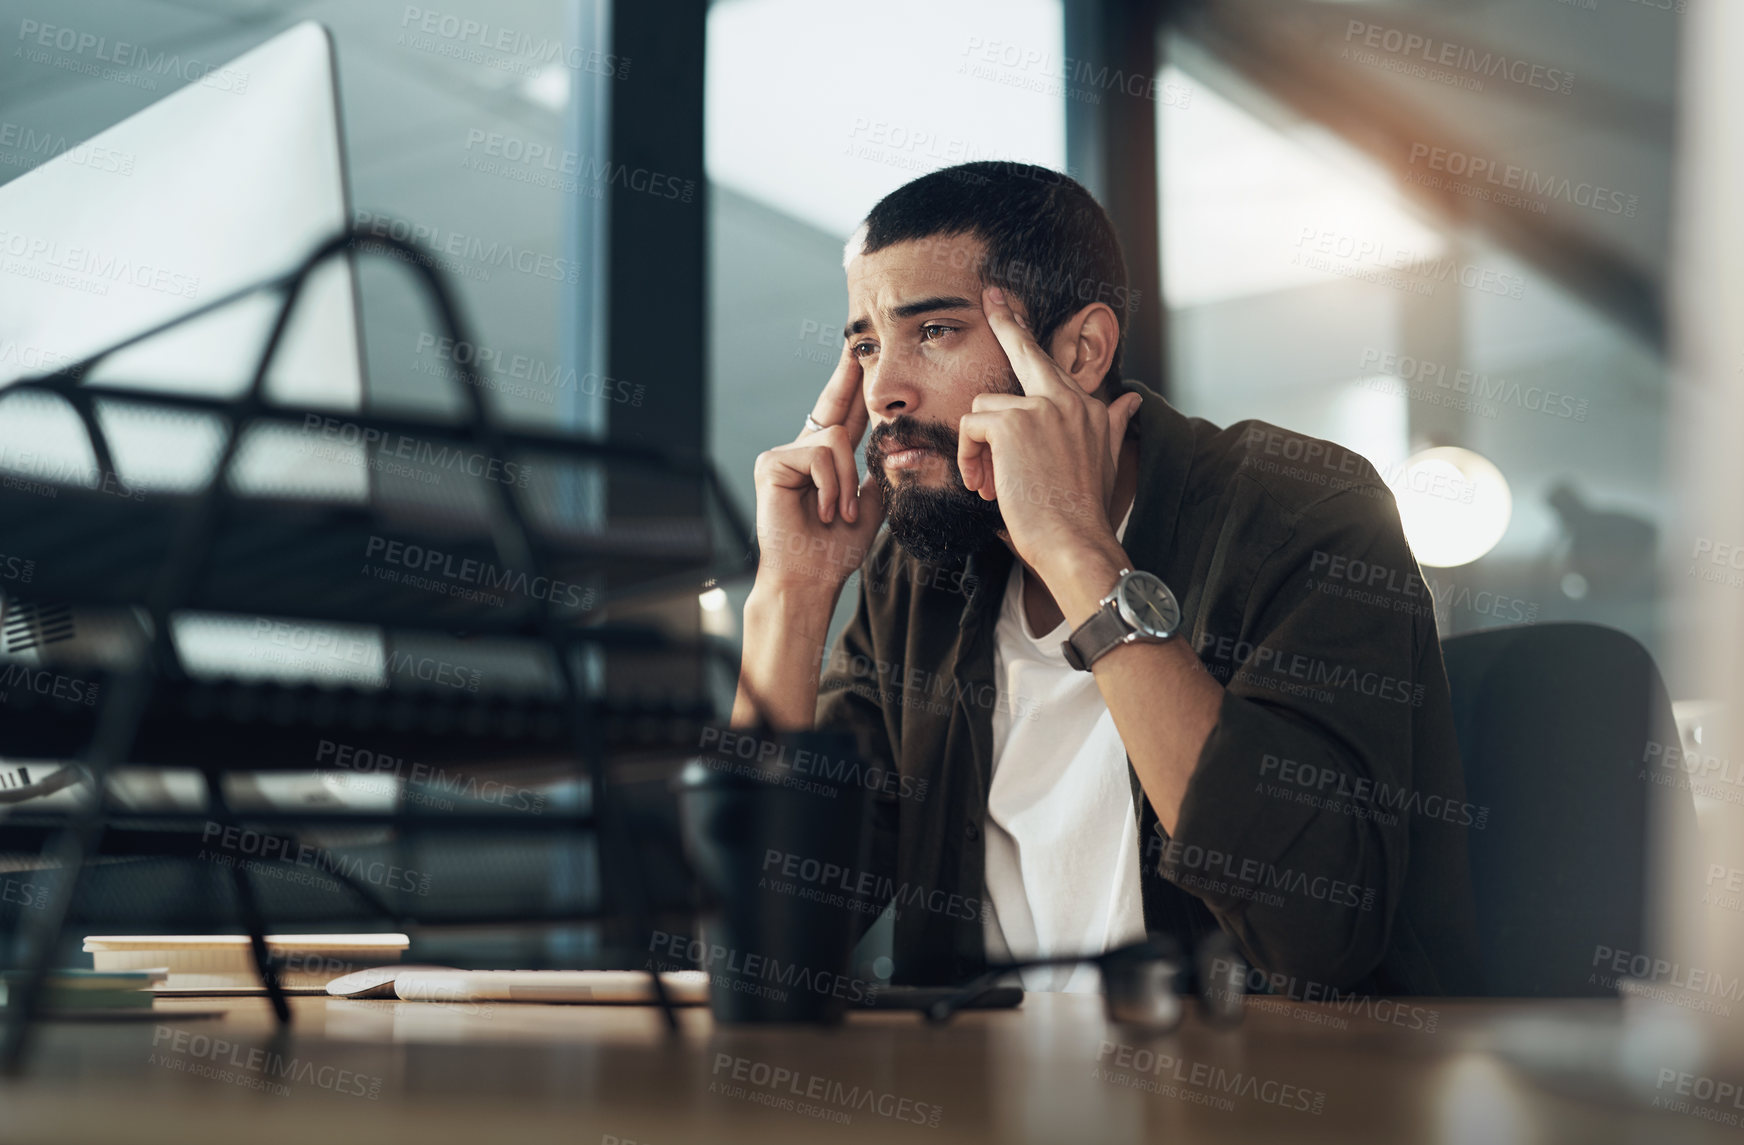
[981,501,1147,993]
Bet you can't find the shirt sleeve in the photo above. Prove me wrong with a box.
[814,578,902,928]
[815,579,899,776]
[1155,485,1435,989]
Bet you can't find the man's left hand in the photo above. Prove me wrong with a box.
[958,285,1143,583]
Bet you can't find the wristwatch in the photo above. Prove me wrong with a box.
[1062,568,1182,671]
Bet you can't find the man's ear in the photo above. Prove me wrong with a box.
[1046,302,1120,398]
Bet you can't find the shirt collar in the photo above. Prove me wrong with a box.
[1113,376,1196,586]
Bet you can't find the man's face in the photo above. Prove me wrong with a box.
[845,233,1020,567]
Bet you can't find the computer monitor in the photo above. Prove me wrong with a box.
[0,22,388,804]
[0,20,362,407]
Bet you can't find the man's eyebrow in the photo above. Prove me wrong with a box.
[843,295,979,340]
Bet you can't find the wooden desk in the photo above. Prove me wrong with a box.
[2,993,1742,1144]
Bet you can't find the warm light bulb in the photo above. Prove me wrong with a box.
[1393,447,1511,568]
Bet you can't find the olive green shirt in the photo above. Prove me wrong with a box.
[816,378,1484,995]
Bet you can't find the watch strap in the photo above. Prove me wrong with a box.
[1062,603,1131,671]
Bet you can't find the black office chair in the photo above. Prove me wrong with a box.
[1441,623,1697,996]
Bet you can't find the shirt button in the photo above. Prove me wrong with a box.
[965,822,981,842]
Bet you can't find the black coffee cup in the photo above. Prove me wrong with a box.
[673,727,874,1023]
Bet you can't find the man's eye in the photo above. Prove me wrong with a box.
[851,341,877,359]
[920,324,955,342]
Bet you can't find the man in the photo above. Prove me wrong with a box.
[732,161,1483,996]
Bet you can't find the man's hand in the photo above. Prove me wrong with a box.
[958,285,1143,583]
[734,340,886,729]
[750,338,886,599]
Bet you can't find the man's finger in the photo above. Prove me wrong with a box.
[956,409,998,500]
[809,425,861,522]
[982,286,1072,405]
[782,420,861,520]
[808,450,841,524]
[969,393,1040,415]
[802,339,867,443]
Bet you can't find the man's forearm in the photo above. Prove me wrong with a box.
[1046,540,1224,835]
[730,583,842,729]
[1092,637,1224,835]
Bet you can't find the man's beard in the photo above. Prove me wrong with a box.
[865,374,1021,569]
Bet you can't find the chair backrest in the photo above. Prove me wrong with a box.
[1440,622,1693,996]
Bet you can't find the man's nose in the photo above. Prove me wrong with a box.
[863,358,917,417]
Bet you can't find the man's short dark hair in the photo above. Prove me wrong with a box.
[858,161,1131,389]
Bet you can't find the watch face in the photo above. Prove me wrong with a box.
[1115,571,1181,639]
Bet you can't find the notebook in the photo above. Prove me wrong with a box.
[84,933,409,992]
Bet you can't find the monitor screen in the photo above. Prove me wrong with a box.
[0,22,385,726]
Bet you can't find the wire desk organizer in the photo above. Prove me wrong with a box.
[0,227,756,1071]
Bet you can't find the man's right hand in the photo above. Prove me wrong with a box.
[750,339,886,598]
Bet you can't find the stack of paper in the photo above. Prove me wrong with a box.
[0,968,167,1012]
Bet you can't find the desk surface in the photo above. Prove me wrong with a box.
[2,992,1742,1144]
